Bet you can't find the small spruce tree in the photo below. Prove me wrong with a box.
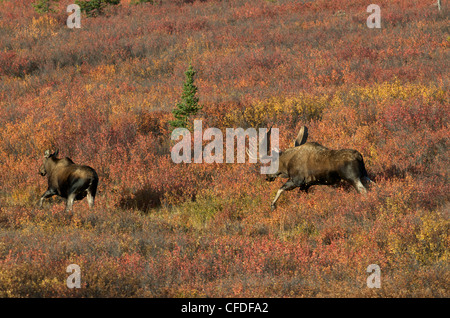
[170,63,201,131]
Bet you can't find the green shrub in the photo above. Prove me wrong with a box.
[32,0,57,14]
[75,0,120,17]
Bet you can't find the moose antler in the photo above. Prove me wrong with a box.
[246,147,258,161]
[294,126,308,147]
[44,149,59,158]
[246,126,275,161]
[264,126,280,155]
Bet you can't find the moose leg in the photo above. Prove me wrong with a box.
[86,177,97,209]
[86,191,95,208]
[38,188,57,208]
[351,179,367,194]
[299,184,311,193]
[271,179,297,211]
[66,193,76,212]
[362,176,373,187]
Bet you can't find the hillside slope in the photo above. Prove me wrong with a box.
[0,0,448,297]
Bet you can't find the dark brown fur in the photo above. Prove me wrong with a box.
[38,149,98,212]
[264,127,371,210]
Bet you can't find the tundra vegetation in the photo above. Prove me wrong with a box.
[0,0,448,297]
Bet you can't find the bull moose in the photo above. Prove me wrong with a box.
[38,149,98,212]
[248,126,372,210]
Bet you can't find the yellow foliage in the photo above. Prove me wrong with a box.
[242,98,285,127]
[38,277,61,290]
[411,213,450,265]
[290,93,328,119]
[343,79,446,105]
[8,186,38,206]
[224,93,328,127]
[23,15,59,39]
[89,64,116,82]
[0,270,15,297]
[383,191,412,217]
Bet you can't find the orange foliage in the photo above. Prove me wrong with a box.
[0,0,448,298]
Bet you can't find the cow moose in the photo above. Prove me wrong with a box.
[38,149,98,212]
[248,126,372,210]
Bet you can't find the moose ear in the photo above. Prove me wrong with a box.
[294,126,308,147]
[44,150,51,158]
